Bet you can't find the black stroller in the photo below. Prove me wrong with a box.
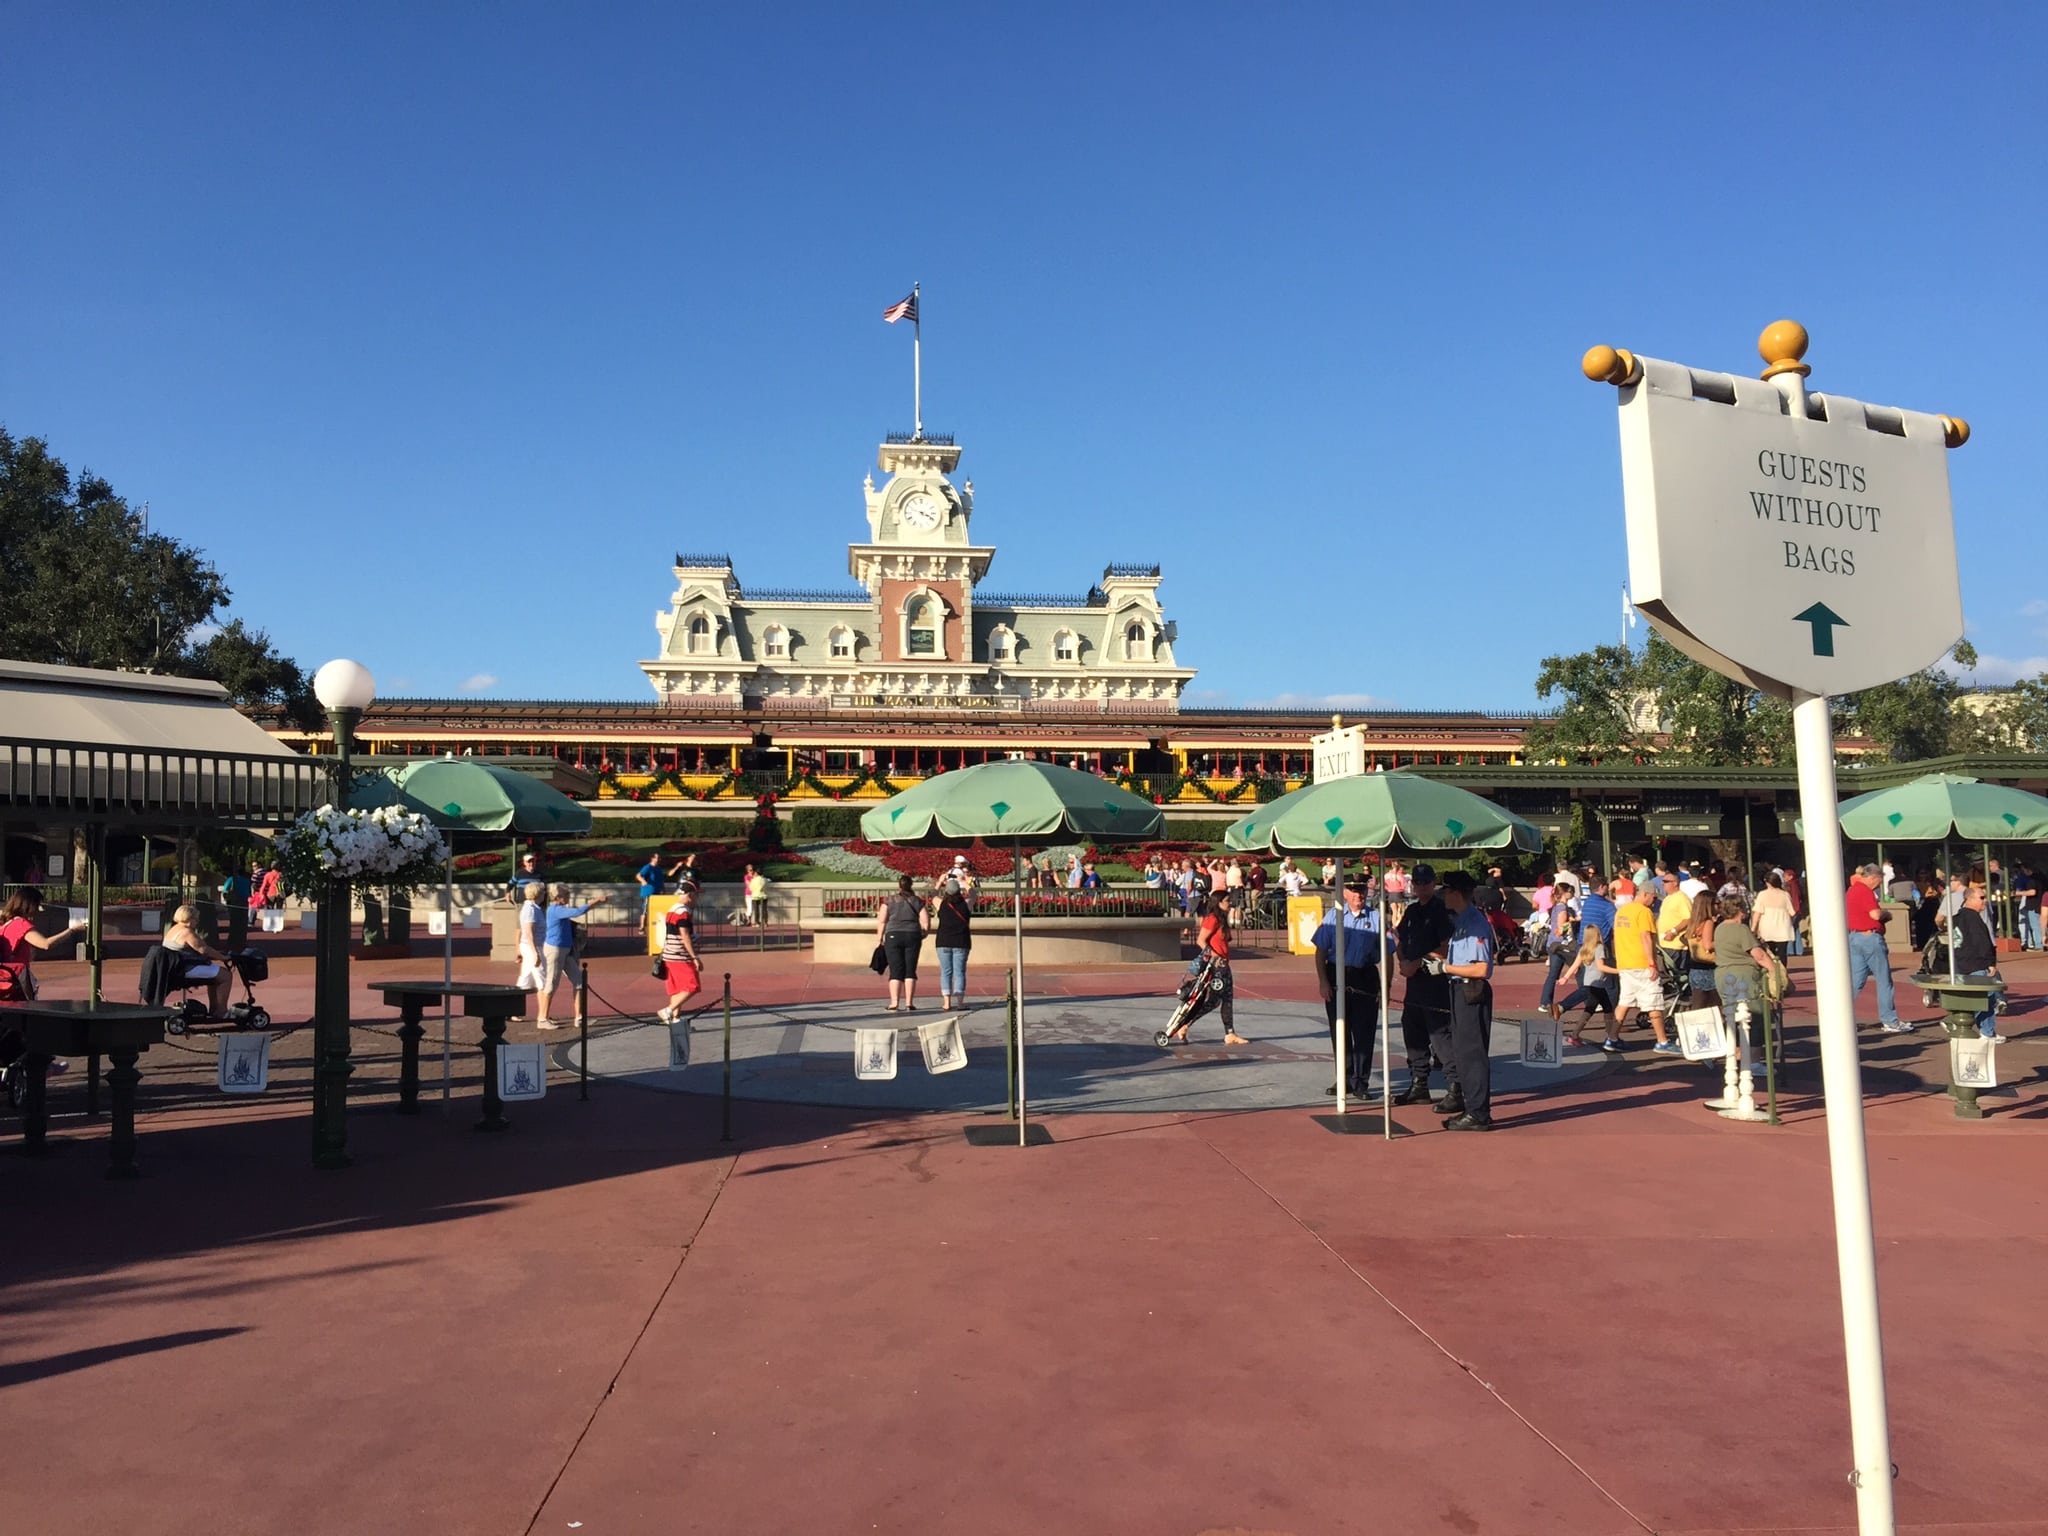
[1155,951,1230,1048]
[1654,943,1693,1015]
[142,945,273,1034]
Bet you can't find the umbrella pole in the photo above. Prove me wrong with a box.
[1333,855,1346,1116]
[1014,836,1027,1146]
[443,853,454,1102]
[1380,880,1392,1142]
[1947,839,1956,985]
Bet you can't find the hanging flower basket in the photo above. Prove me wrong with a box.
[275,804,452,901]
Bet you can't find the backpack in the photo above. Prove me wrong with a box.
[1760,952,1791,1003]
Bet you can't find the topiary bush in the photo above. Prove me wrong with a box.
[791,805,867,840]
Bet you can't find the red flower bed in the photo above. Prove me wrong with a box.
[452,851,503,872]
[844,837,1031,878]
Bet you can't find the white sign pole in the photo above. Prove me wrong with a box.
[1770,354,1893,1531]
[1333,854,1346,1116]
[1584,322,1968,1535]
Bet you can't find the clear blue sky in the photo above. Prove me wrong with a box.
[6,2,2042,706]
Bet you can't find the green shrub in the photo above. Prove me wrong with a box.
[1162,815,1238,843]
[791,806,867,839]
[581,815,746,840]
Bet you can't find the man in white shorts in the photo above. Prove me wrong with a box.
[1608,877,1678,1054]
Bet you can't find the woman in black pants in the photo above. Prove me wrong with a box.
[875,874,931,1012]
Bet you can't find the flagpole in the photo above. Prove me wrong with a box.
[912,280,922,440]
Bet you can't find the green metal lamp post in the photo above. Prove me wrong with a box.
[310,658,375,1170]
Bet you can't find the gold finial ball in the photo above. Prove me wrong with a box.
[1581,345,1620,383]
[1758,320,1809,370]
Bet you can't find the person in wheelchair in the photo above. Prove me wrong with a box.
[159,904,233,1019]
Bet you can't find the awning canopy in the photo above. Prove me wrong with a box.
[0,659,325,827]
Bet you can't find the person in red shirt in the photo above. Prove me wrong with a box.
[1845,864,1906,1032]
[1166,891,1250,1047]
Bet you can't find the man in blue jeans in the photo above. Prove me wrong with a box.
[1845,864,1907,1032]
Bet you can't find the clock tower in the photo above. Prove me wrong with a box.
[850,435,994,668]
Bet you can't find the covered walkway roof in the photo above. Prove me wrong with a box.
[0,659,324,828]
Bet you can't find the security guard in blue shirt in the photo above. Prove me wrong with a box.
[1311,880,1382,1095]
[1433,870,1497,1130]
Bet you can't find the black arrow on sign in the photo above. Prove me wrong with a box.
[1793,602,1848,657]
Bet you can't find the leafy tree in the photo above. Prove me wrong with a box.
[178,618,322,731]
[1636,634,1795,764]
[1961,675,2048,752]
[1522,643,1652,763]
[0,426,314,719]
[1839,640,1979,761]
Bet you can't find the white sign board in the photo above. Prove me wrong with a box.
[1616,356,1961,698]
[1311,726,1366,783]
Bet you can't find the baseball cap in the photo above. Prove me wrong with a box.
[1440,870,1477,894]
[1613,878,1636,897]
[1411,863,1438,883]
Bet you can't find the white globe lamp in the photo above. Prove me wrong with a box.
[313,658,376,713]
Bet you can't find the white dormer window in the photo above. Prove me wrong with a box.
[1124,621,1149,661]
[829,625,854,660]
[762,624,789,659]
[906,595,939,658]
[989,626,1013,663]
[1053,629,1077,664]
[687,615,711,655]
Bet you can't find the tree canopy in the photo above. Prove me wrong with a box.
[1525,628,2001,766]
[0,426,318,727]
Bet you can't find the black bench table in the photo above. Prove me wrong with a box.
[374,981,530,1129]
[3,1000,170,1178]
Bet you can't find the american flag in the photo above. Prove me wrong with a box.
[882,292,918,324]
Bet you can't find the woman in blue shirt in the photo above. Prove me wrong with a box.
[537,883,599,1029]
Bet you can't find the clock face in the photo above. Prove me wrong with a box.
[899,491,942,532]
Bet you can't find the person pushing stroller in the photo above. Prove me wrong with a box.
[1157,891,1250,1047]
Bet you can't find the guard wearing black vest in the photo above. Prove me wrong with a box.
[1393,862,1457,1107]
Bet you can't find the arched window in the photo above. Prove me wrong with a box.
[906,596,938,657]
[687,615,711,655]
[1053,630,1077,664]
[829,625,854,660]
[1124,621,1149,661]
[762,624,789,659]
[989,626,1013,662]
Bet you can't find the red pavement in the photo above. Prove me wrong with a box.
[5,941,2048,1535]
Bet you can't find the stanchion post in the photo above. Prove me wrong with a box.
[578,964,590,1102]
[721,972,733,1143]
[1005,966,1018,1119]
[1765,998,1781,1126]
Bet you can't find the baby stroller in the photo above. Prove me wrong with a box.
[1486,907,1533,963]
[1653,943,1693,1014]
[1155,951,1230,1047]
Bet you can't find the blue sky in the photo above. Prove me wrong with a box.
[5,2,2042,707]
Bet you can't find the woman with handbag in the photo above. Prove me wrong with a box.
[1712,896,1778,1056]
[875,875,930,1013]
[656,885,702,1023]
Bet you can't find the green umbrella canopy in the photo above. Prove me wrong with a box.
[352,759,593,837]
[858,760,1164,845]
[1223,771,1543,856]
[1803,772,2048,843]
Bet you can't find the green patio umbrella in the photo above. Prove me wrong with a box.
[355,759,593,1098]
[1821,773,2048,843]
[1226,771,1542,1134]
[1799,772,2048,982]
[859,761,1165,1146]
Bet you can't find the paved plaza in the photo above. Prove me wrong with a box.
[6,944,2048,1534]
